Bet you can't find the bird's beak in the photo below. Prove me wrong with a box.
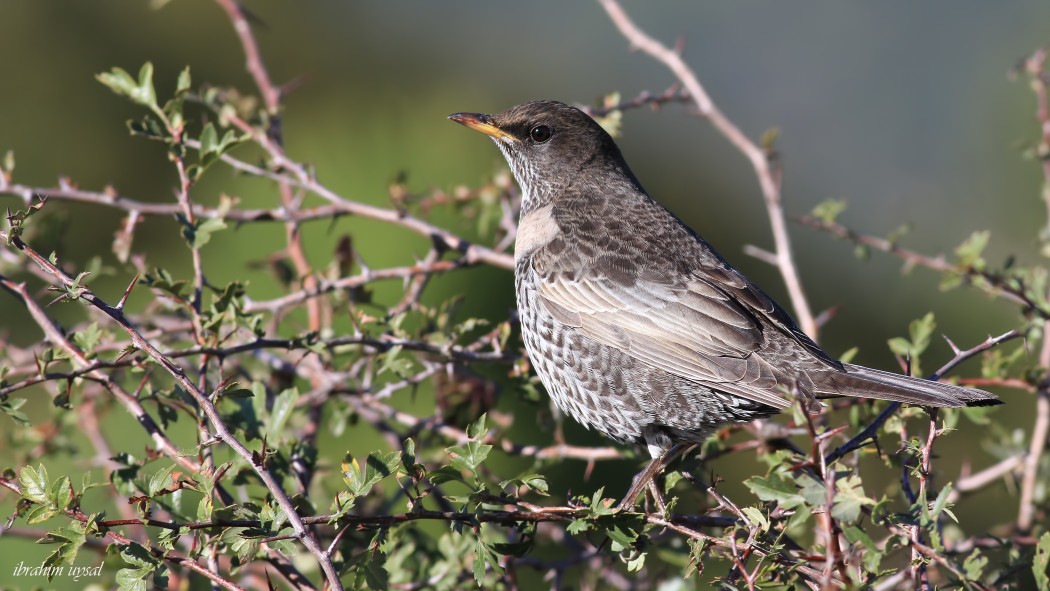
[448,112,517,142]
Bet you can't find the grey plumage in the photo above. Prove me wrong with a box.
[450,100,1000,472]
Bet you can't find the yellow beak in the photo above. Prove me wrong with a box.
[448,112,517,142]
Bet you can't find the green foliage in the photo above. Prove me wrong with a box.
[886,312,936,377]
[810,199,847,223]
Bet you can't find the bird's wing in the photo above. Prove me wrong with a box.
[537,260,800,411]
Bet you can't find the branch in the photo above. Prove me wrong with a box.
[1019,47,1050,533]
[0,229,341,591]
[797,214,1050,319]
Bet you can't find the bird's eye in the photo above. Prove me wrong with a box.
[529,125,553,143]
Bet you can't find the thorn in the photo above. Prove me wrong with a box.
[116,274,140,311]
[942,333,962,356]
[46,293,70,308]
[814,306,841,329]
[673,34,686,56]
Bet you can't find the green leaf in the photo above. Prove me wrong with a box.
[147,464,176,497]
[72,322,103,355]
[426,465,466,486]
[199,123,218,157]
[603,522,638,548]
[566,519,592,535]
[50,476,72,512]
[343,450,401,497]
[187,217,227,249]
[266,387,299,442]
[811,199,847,223]
[135,62,158,108]
[97,63,158,111]
[39,521,90,572]
[832,474,875,524]
[963,549,988,580]
[447,440,492,477]
[929,483,956,524]
[741,506,769,533]
[955,230,990,270]
[744,473,805,509]
[378,345,415,378]
[842,525,881,574]
[887,312,935,377]
[116,543,166,591]
[467,413,488,440]
[25,504,60,525]
[175,66,192,94]
[626,551,646,572]
[0,396,30,425]
[196,123,243,175]
[472,537,503,585]
[1035,532,1050,591]
[96,67,139,99]
[19,464,49,504]
[500,473,550,496]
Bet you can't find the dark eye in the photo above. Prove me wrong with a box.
[529,125,552,143]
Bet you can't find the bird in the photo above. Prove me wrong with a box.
[449,100,1001,508]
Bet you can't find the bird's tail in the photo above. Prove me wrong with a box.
[817,363,1001,408]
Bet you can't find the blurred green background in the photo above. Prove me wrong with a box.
[1,1,1047,588]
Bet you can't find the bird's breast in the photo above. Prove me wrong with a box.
[515,204,560,262]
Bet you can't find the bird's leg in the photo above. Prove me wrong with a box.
[646,479,668,514]
[616,442,690,510]
[617,455,667,510]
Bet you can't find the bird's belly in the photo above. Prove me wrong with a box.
[515,271,646,443]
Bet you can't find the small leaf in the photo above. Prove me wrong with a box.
[19,464,49,504]
[175,66,191,94]
[188,217,227,249]
[266,387,299,442]
[96,67,139,99]
[955,230,990,270]
[72,322,103,355]
[811,199,847,224]
[744,473,805,509]
[832,474,875,524]
[147,464,176,497]
[0,396,29,425]
[39,521,90,572]
[1035,532,1050,591]
[134,62,158,108]
[467,413,487,440]
[741,506,769,533]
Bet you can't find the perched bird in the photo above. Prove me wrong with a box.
[449,100,1000,507]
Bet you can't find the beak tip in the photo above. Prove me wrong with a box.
[448,111,511,141]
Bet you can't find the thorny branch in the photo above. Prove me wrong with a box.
[0,228,342,591]
[1018,47,1050,534]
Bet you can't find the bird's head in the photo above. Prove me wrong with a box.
[450,100,638,210]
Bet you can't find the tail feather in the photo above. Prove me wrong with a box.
[816,363,1001,408]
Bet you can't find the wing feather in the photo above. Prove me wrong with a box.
[538,272,794,410]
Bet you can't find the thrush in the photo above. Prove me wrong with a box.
[449,100,1000,507]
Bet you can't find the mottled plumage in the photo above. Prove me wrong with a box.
[450,101,1000,500]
